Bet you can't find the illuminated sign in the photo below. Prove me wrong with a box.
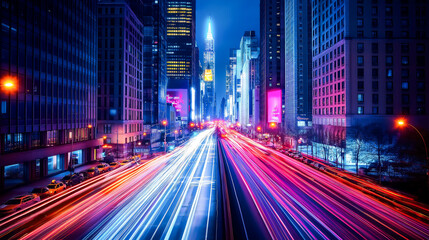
[167,89,188,118]
[267,89,282,123]
[204,69,213,81]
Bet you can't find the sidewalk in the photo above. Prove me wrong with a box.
[0,162,99,204]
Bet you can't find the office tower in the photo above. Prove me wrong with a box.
[284,0,313,132]
[202,19,216,121]
[226,49,237,122]
[140,0,168,127]
[312,0,428,129]
[237,31,260,126]
[166,0,196,123]
[97,0,144,158]
[0,0,97,189]
[260,0,285,129]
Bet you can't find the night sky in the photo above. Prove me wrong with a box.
[196,0,260,115]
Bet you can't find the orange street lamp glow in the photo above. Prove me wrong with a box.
[4,82,13,88]
[190,122,195,127]
[257,126,262,132]
[88,124,93,129]
[143,132,147,136]
[269,122,277,128]
[103,136,107,140]
[174,130,179,134]
[397,119,405,127]
[162,120,168,126]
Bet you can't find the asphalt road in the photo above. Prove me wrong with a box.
[0,129,220,240]
[218,129,429,240]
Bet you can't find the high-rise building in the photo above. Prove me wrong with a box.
[260,0,285,129]
[97,1,144,158]
[140,0,168,127]
[0,0,98,190]
[284,0,312,132]
[202,19,216,121]
[237,31,259,126]
[310,1,429,167]
[312,0,429,130]
[226,49,237,122]
[166,0,196,123]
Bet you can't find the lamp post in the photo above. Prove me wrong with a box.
[269,122,277,147]
[396,119,429,164]
[162,120,168,152]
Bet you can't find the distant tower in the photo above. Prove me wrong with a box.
[203,18,216,120]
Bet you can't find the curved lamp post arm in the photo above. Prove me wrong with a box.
[408,124,429,163]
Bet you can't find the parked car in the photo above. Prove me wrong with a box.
[109,162,120,170]
[97,163,110,173]
[0,195,40,215]
[30,187,51,199]
[86,167,100,178]
[46,180,66,195]
[61,173,83,187]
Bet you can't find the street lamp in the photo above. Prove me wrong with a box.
[162,120,168,152]
[396,118,429,163]
[268,122,278,147]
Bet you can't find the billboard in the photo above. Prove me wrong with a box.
[167,89,188,118]
[204,69,213,81]
[267,89,282,123]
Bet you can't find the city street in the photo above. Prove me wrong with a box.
[218,129,429,239]
[0,129,219,240]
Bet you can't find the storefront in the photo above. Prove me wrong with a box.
[48,155,63,174]
[4,163,25,189]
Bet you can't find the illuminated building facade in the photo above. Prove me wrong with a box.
[202,19,216,120]
[284,0,312,131]
[166,0,196,123]
[0,0,98,190]
[97,1,144,158]
[260,0,285,130]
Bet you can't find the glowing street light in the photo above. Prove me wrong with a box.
[1,76,16,91]
[269,122,277,129]
[88,124,93,129]
[162,120,168,152]
[143,132,147,136]
[257,126,262,132]
[162,120,168,126]
[396,118,428,164]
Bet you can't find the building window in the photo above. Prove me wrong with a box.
[402,94,409,104]
[401,82,409,90]
[357,56,364,66]
[372,81,378,91]
[417,56,425,66]
[357,94,364,103]
[401,69,409,78]
[372,107,379,114]
[401,44,409,53]
[386,68,393,78]
[372,43,378,53]
[372,56,378,66]
[386,107,393,115]
[385,43,393,53]
[401,56,409,65]
[417,82,425,91]
[357,43,364,53]
[357,19,364,27]
[386,94,393,104]
[386,56,393,66]
[386,81,393,91]
[358,68,364,78]
[372,69,378,78]
[357,106,364,114]
[372,94,379,104]
[358,81,364,91]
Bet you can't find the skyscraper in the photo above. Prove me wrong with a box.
[166,0,196,123]
[140,0,168,127]
[284,0,312,132]
[0,0,98,190]
[312,1,429,129]
[237,31,259,126]
[260,0,285,130]
[202,19,216,121]
[97,0,144,158]
[310,0,429,165]
[226,49,237,122]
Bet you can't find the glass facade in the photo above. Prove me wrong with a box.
[0,0,97,154]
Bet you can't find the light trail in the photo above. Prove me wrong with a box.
[0,129,219,240]
[219,128,429,240]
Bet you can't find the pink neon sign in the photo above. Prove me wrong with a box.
[267,89,282,123]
